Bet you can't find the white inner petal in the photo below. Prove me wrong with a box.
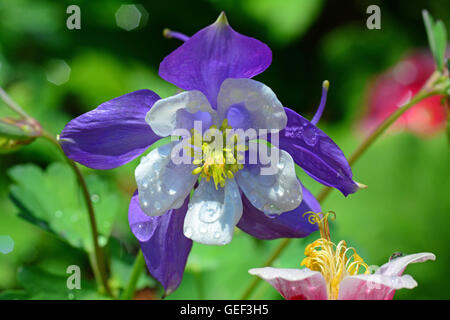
[135,142,197,216]
[146,90,218,137]
[183,178,242,245]
[236,142,302,214]
[217,78,287,131]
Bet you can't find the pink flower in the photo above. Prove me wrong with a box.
[361,51,446,137]
[249,213,436,300]
[249,252,435,300]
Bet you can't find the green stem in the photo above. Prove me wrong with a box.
[240,85,440,300]
[120,250,146,300]
[41,130,113,297]
[0,87,31,119]
[0,87,113,297]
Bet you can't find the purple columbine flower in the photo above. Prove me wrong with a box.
[60,12,360,295]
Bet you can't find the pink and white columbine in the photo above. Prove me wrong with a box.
[249,213,435,300]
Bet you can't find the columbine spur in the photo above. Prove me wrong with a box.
[249,212,436,300]
[60,12,360,295]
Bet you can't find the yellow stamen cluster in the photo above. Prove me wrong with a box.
[186,119,245,189]
[301,212,370,300]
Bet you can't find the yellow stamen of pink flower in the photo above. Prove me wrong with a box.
[301,211,370,300]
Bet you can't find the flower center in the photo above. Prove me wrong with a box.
[301,212,370,300]
[187,119,245,189]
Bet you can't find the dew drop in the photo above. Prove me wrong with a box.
[263,204,277,214]
[258,174,276,187]
[98,235,107,247]
[91,194,100,203]
[303,128,318,146]
[199,204,222,224]
[54,210,63,218]
[131,223,152,242]
[184,226,193,238]
[276,188,284,197]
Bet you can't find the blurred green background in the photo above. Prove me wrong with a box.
[0,0,449,300]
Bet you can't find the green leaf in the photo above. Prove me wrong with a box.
[422,10,448,71]
[422,10,436,59]
[17,266,108,300]
[433,20,447,71]
[8,162,119,252]
[108,239,155,292]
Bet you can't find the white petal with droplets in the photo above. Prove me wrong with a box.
[183,178,242,245]
[236,143,302,214]
[135,142,197,216]
[217,78,287,131]
[146,90,218,137]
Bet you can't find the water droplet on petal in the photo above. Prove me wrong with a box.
[276,188,284,197]
[131,223,152,242]
[199,203,222,223]
[260,175,276,187]
[303,127,318,146]
[184,226,193,238]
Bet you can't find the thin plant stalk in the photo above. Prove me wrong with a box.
[120,249,146,300]
[0,87,113,297]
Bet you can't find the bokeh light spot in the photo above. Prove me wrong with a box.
[115,4,148,31]
[46,59,71,85]
[0,235,14,254]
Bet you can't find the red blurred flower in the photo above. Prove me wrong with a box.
[362,51,446,137]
